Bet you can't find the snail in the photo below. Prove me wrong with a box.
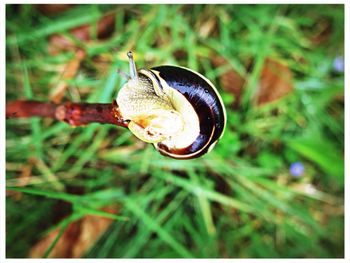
[116,51,226,159]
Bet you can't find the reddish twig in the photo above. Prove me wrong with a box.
[6,100,129,128]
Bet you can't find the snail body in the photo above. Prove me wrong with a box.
[116,52,226,159]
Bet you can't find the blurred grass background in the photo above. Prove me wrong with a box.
[6,4,344,258]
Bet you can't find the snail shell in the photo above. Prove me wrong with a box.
[116,52,226,159]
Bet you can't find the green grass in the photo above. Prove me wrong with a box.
[6,4,344,258]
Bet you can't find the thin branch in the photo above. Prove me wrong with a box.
[6,100,129,128]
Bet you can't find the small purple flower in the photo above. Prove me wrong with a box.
[289,162,304,177]
[333,56,344,73]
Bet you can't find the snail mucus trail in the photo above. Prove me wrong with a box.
[116,51,226,159]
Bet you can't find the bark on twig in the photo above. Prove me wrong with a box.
[6,100,129,128]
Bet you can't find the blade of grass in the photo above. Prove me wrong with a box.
[73,205,128,222]
[6,186,80,202]
[7,186,129,223]
[7,8,102,46]
[236,175,323,232]
[251,176,341,205]
[153,170,254,213]
[122,191,188,257]
[242,6,286,107]
[21,59,43,159]
[91,61,122,102]
[188,170,216,236]
[43,219,69,258]
[123,198,193,258]
[68,127,109,175]
[34,158,64,191]
[52,124,98,172]
[287,136,344,185]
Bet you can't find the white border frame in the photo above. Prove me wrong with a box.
[1,1,348,263]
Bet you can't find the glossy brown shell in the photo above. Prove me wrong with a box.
[149,66,226,159]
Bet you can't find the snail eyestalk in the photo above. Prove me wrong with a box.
[127,51,139,82]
